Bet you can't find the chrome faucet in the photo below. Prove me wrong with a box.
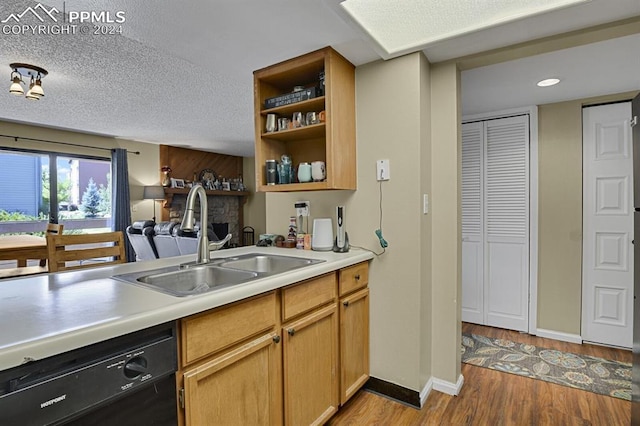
[180,184,232,264]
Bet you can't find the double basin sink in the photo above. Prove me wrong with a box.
[115,253,325,297]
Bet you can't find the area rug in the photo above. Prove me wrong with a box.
[461,333,632,401]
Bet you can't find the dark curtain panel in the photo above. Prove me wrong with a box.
[111,148,135,262]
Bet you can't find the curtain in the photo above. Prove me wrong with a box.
[111,148,135,262]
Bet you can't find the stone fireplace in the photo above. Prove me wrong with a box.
[168,194,242,246]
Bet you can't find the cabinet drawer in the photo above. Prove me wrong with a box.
[339,262,369,296]
[181,292,276,365]
[282,273,336,322]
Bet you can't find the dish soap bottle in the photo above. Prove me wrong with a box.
[287,216,297,242]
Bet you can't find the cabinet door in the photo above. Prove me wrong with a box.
[183,332,282,426]
[340,288,370,404]
[283,304,338,426]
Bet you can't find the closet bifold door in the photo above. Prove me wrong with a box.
[484,116,530,332]
[461,122,484,325]
[461,115,530,332]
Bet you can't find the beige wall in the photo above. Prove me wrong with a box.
[0,121,160,222]
[429,62,462,384]
[537,91,638,334]
[265,53,427,391]
[537,101,583,334]
[263,52,461,392]
[242,157,266,237]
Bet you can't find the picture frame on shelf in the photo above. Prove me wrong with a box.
[222,181,231,191]
[171,178,185,189]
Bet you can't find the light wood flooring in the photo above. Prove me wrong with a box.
[328,323,632,426]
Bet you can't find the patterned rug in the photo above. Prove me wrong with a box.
[461,333,632,401]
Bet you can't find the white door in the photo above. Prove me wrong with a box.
[582,102,633,348]
[462,115,530,332]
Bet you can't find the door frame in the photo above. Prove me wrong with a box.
[463,105,539,335]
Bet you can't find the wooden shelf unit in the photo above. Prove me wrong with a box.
[253,46,356,192]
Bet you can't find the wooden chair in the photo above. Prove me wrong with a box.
[0,223,64,279]
[39,223,64,267]
[47,231,127,273]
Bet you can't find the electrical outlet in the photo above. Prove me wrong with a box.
[423,194,429,214]
[376,159,390,181]
[295,201,310,217]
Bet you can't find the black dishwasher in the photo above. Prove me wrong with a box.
[0,322,178,426]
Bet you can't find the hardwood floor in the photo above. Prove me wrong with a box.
[328,323,632,425]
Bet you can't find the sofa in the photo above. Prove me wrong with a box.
[126,221,228,261]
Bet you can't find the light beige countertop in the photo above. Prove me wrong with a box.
[0,246,373,371]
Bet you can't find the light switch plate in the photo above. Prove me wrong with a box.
[377,159,390,181]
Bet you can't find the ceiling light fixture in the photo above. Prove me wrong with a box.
[8,63,48,100]
[537,78,561,87]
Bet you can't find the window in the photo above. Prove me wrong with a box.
[0,148,112,236]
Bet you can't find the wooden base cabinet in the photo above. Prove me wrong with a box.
[338,262,370,405]
[178,292,281,426]
[281,272,339,426]
[177,263,369,425]
[283,304,339,425]
[182,332,282,425]
[339,288,370,404]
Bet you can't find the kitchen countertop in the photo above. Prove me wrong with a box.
[0,246,373,371]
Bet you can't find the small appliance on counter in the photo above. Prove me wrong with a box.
[333,205,349,253]
[312,218,333,251]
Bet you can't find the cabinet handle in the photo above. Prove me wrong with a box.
[355,274,360,280]
[343,301,350,307]
[288,328,295,336]
[273,335,281,343]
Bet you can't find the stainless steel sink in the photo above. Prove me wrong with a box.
[114,253,324,297]
[114,265,258,297]
[218,253,323,274]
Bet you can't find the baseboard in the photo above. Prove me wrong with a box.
[432,374,464,396]
[364,377,421,408]
[535,328,582,344]
[419,377,433,407]
[365,374,464,408]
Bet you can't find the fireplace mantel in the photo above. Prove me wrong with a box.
[162,187,249,209]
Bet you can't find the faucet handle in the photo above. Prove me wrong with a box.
[208,234,232,251]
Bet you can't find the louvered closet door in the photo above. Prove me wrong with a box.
[461,116,530,332]
[484,116,529,332]
[461,122,484,324]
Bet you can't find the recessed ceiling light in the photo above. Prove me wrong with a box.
[537,78,561,87]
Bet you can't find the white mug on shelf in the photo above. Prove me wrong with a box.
[311,161,326,182]
[265,114,277,133]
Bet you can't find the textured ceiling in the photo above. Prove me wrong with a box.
[0,1,638,157]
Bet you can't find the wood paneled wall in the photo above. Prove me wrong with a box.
[159,145,243,183]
